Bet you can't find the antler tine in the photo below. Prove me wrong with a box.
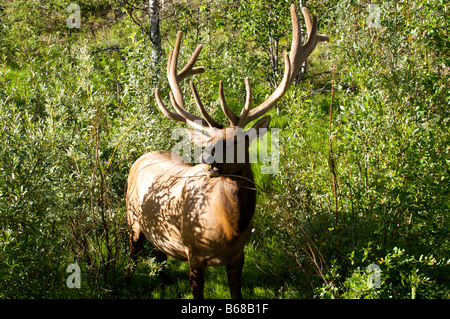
[240,4,328,127]
[190,81,223,129]
[302,7,329,45]
[178,45,205,81]
[155,87,209,131]
[167,31,188,112]
[157,30,221,131]
[169,92,209,131]
[218,81,239,126]
[155,88,185,123]
[240,53,291,125]
[237,77,252,128]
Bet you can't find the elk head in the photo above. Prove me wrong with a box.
[155,4,329,177]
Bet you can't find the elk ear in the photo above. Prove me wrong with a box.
[246,115,271,143]
[185,129,210,147]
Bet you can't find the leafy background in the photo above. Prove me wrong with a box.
[0,0,448,298]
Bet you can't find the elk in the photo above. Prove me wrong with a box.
[126,4,328,299]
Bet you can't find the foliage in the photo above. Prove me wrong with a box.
[254,0,449,298]
[0,0,448,298]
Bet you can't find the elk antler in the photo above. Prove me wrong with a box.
[155,31,221,131]
[239,4,329,127]
[155,4,328,130]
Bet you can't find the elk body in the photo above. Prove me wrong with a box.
[126,4,328,299]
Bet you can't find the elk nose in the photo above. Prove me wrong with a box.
[201,154,215,164]
[200,147,216,164]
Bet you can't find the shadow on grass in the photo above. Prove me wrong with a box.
[124,245,301,299]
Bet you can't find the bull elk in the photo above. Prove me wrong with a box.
[126,4,328,299]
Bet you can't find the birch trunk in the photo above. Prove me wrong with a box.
[148,0,162,73]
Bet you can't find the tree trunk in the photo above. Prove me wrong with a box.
[148,0,162,74]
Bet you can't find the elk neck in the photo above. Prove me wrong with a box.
[217,162,256,237]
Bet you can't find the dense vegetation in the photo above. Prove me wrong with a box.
[0,0,448,299]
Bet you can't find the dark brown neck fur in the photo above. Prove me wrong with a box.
[219,163,256,235]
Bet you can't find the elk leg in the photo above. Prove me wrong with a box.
[226,253,244,299]
[154,248,170,283]
[188,256,206,299]
[130,230,145,262]
[127,214,145,275]
[155,249,167,264]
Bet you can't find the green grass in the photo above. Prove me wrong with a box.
[115,239,293,299]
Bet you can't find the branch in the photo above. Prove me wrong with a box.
[120,0,147,12]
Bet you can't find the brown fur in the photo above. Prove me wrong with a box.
[126,144,257,299]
